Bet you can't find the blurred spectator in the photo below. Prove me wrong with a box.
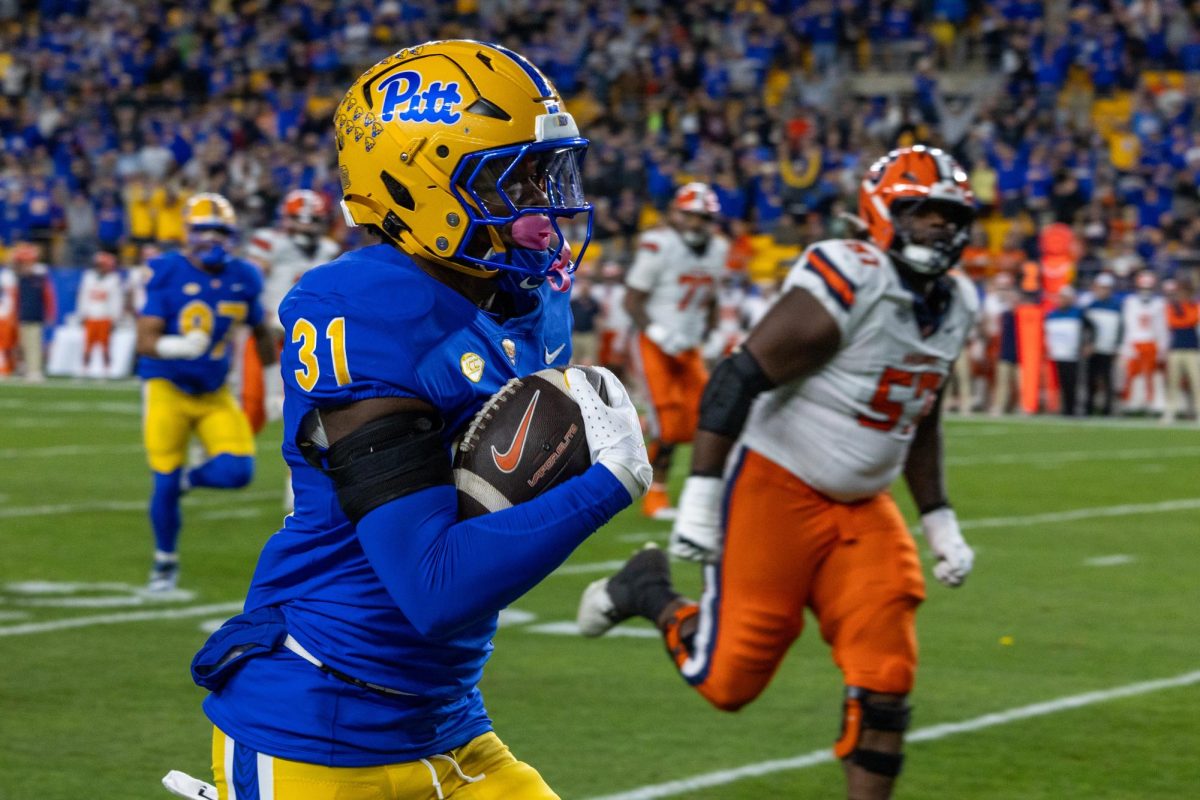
[987,273,1020,415]
[1162,278,1200,422]
[570,275,600,366]
[1044,286,1087,416]
[12,242,56,382]
[1083,273,1124,416]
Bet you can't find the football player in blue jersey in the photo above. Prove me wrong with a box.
[179,41,651,800]
[136,193,276,593]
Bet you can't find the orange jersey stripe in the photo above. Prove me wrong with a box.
[805,248,856,310]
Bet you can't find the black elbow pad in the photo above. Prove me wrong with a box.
[297,410,452,523]
[698,348,775,439]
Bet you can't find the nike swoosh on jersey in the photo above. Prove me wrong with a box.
[491,389,541,473]
[544,343,566,364]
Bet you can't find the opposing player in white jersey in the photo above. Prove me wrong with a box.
[625,183,729,518]
[1119,270,1169,413]
[579,147,979,800]
[243,189,341,428]
[75,250,129,376]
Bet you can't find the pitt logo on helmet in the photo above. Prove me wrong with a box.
[377,71,464,124]
[335,40,594,286]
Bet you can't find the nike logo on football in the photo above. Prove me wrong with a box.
[491,390,541,473]
[544,343,566,364]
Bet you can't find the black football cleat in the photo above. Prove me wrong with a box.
[577,543,676,637]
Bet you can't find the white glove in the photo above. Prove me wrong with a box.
[921,507,974,588]
[565,366,653,501]
[162,770,218,799]
[645,322,690,356]
[669,475,725,562]
[155,328,211,360]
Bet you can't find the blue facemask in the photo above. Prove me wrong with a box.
[196,242,230,267]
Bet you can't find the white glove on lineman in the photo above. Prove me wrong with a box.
[565,366,653,501]
[921,507,974,588]
[669,475,725,563]
[645,322,690,356]
[155,328,211,360]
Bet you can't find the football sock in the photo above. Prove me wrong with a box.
[187,454,254,489]
[150,469,184,554]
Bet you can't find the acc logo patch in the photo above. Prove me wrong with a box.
[378,70,463,125]
[460,352,484,383]
[183,282,201,296]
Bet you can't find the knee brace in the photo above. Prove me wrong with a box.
[833,686,912,778]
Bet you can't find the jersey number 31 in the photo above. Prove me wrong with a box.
[292,317,352,391]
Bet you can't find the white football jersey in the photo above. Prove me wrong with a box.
[625,227,729,350]
[76,269,126,321]
[740,239,978,502]
[1120,294,1168,349]
[247,229,341,326]
[590,282,631,334]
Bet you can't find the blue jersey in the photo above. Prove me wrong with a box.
[202,245,626,766]
[137,251,264,394]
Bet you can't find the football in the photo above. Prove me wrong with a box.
[453,366,607,519]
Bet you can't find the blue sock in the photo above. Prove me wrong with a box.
[187,454,254,489]
[150,470,183,555]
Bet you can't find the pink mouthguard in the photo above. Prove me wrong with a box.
[511,215,553,250]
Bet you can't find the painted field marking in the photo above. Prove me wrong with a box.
[1084,554,1136,567]
[0,490,280,519]
[0,602,244,637]
[0,444,143,460]
[528,621,660,638]
[581,669,1200,800]
[0,398,141,415]
[946,445,1200,467]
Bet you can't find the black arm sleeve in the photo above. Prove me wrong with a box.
[697,347,776,440]
[297,410,452,523]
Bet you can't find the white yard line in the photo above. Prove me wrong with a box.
[959,498,1200,530]
[946,445,1200,466]
[0,490,280,519]
[949,415,1200,431]
[582,669,1200,800]
[0,444,144,460]
[0,398,141,414]
[0,602,244,637]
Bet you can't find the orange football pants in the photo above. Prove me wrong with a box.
[83,319,113,364]
[637,333,707,443]
[1122,342,1159,404]
[673,448,926,710]
[241,335,266,434]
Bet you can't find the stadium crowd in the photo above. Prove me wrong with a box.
[0,0,1198,417]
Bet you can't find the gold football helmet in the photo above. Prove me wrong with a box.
[335,40,592,284]
[183,192,238,267]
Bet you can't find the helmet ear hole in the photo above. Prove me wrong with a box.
[380,172,415,211]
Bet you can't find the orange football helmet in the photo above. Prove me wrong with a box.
[859,146,975,276]
[673,182,720,217]
[282,189,329,227]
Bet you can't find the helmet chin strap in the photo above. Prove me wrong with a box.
[897,243,943,275]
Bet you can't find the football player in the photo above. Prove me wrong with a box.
[625,182,729,518]
[1120,270,1169,414]
[244,189,342,429]
[579,146,979,800]
[185,41,650,800]
[135,193,276,593]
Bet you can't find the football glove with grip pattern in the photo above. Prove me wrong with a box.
[921,506,974,587]
[565,367,653,501]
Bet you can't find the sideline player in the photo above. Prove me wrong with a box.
[183,41,650,800]
[244,189,342,429]
[136,193,276,592]
[75,250,128,377]
[580,146,979,800]
[625,183,728,518]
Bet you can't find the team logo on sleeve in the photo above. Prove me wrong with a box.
[460,352,484,383]
[377,70,463,124]
[183,283,201,296]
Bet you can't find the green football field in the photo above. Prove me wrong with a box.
[2,379,1198,799]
